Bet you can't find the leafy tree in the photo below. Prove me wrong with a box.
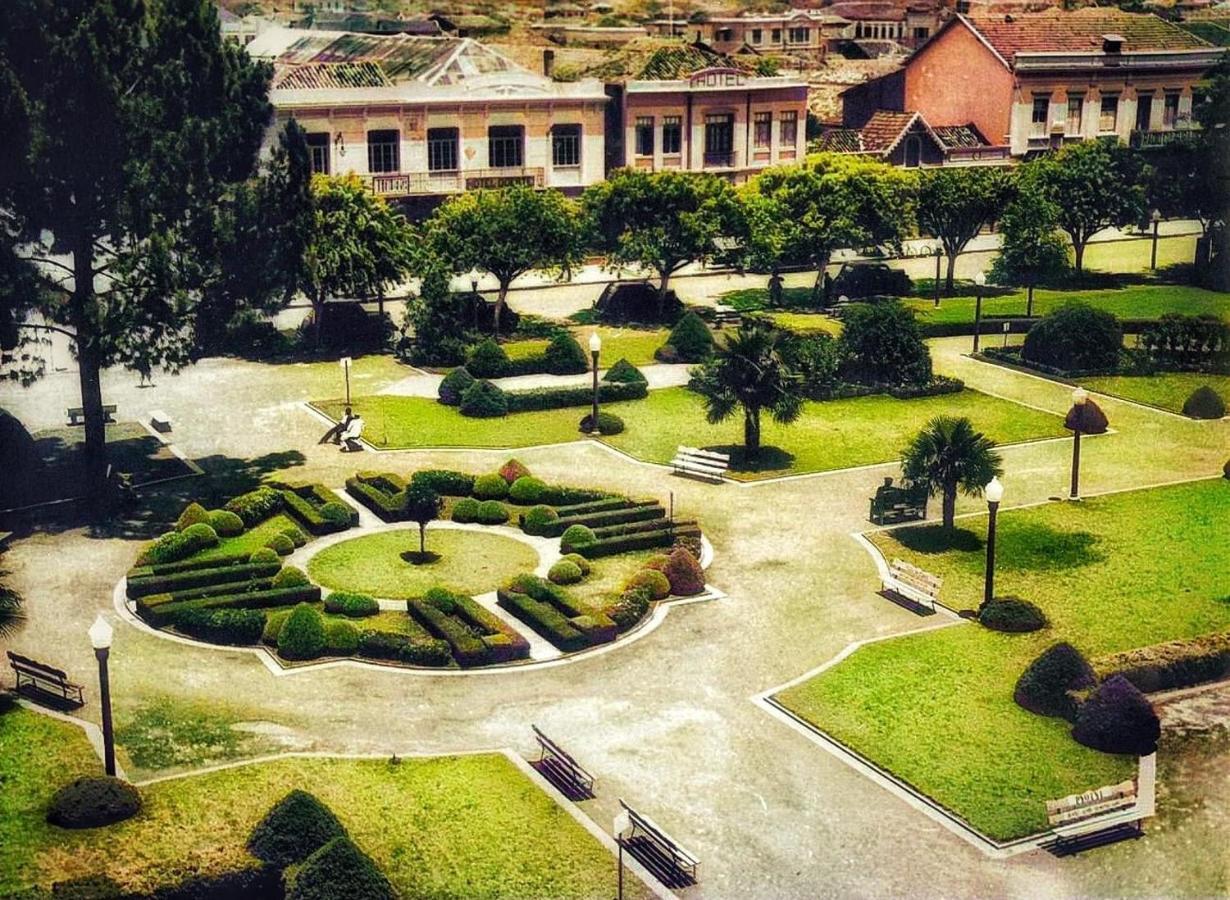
[302,174,413,348]
[916,167,1013,292]
[688,321,804,461]
[1145,145,1220,235]
[901,416,1003,529]
[989,172,1070,315]
[0,0,272,494]
[1190,56,1230,288]
[838,300,932,386]
[740,155,914,304]
[402,250,472,366]
[428,185,580,336]
[399,484,443,556]
[584,169,740,311]
[1035,139,1147,272]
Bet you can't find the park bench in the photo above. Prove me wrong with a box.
[670,446,730,483]
[531,725,595,800]
[1047,780,1138,828]
[881,558,942,611]
[1045,780,1142,854]
[7,651,85,708]
[618,799,699,888]
[67,404,117,426]
[868,479,928,525]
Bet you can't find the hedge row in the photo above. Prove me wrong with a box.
[1096,632,1230,694]
[127,559,282,599]
[551,503,663,536]
[127,552,252,580]
[356,629,453,667]
[804,375,966,402]
[592,517,698,541]
[344,473,404,522]
[569,523,701,559]
[496,575,616,652]
[224,486,285,527]
[279,484,358,535]
[504,379,647,414]
[138,577,275,607]
[408,588,530,666]
[137,585,321,627]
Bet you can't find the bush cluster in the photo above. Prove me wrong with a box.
[173,607,266,645]
[438,366,477,405]
[272,566,310,589]
[138,527,217,566]
[1022,303,1123,373]
[282,525,308,548]
[1013,642,1096,721]
[224,486,285,527]
[458,378,647,418]
[176,502,211,532]
[839,300,932,386]
[324,592,380,618]
[357,629,452,666]
[46,777,142,829]
[1140,314,1229,370]
[497,575,616,652]
[410,586,529,665]
[247,789,347,868]
[1071,674,1160,756]
[978,597,1048,633]
[278,603,327,660]
[543,332,589,375]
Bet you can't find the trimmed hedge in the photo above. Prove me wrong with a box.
[520,505,559,536]
[504,379,647,415]
[127,552,252,579]
[624,568,670,600]
[247,789,346,868]
[323,592,379,618]
[560,524,596,553]
[286,836,397,900]
[1013,642,1096,721]
[578,411,625,435]
[175,502,210,532]
[543,332,589,375]
[548,559,584,585]
[1071,674,1160,756]
[272,566,310,589]
[409,587,529,666]
[465,338,512,379]
[137,529,214,566]
[139,577,275,607]
[324,620,360,655]
[46,776,141,829]
[279,484,358,535]
[173,608,266,645]
[562,553,591,576]
[459,380,509,417]
[473,473,509,500]
[451,497,481,523]
[224,486,285,527]
[1095,631,1230,694]
[344,473,405,521]
[357,629,452,667]
[278,603,327,660]
[508,476,547,504]
[208,509,245,537]
[266,533,295,556]
[496,575,616,652]
[1022,303,1123,372]
[978,597,1048,633]
[1182,385,1226,419]
[127,560,282,600]
[476,500,509,525]
[409,469,475,496]
[606,584,652,630]
[138,585,321,627]
[662,311,714,362]
[572,524,700,559]
[603,358,647,385]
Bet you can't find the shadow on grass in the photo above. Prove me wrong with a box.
[716,444,796,474]
[401,550,441,565]
[997,523,1104,573]
[892,524,983,554]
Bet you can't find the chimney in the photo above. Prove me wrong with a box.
[544,48,556,77]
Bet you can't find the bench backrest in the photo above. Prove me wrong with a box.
[620,801,699,866]
[1046,780,1136,819]
[677,446,731,466]
[888,559,942,598]
[7,650,70,682]
[531,725,580,768]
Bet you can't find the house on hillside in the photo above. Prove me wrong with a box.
[840,9,1222,157]
[815,110,1011,165]
[644,10,850,57]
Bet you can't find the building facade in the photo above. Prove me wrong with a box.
[646,11,848,55]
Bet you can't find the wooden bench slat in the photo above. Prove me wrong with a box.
[621,802,699,870]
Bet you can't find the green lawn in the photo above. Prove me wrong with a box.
[503,325,668,368]
[1082,372,1230,416]
[0,706,641,899]
[764,312,843,336]
[319,386,1064,479]
[287,353,413,402]
[778,478,1230,840]
[192,513,301,561]
[307,528,539,600]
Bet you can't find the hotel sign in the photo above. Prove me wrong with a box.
[689,67,748,88]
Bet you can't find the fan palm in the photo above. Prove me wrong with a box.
[0,578,26,639]
[901,416,1003,529]
[689,321,804,461]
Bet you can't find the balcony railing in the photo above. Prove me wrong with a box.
[1129,128,1199,150]
[364,167,545,197]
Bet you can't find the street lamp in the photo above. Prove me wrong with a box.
[88,615,117,777]
[933,244,943,307]
[588,331,602,435]
[1150,209,1162,271]
[982,476,1004,609]
[972,271,986,353]
[469,268,481,297]
[1064,386,1108,501]
[613,810,631,900]
[339,356,352,407]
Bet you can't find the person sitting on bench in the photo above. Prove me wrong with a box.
[339,415,365,452]
[319,406,354,445]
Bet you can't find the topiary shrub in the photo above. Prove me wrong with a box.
[324,620,360,655]
[562,553,591,576]
[624,568,670,600]
[438,366,476,406]
[46,777,141,829]
[548,559,584,585]
[409,470,475,496]
[1022,303,1123,372]
[543,332,589,375]
[282,526,308,548]
[498,459,532,484]
[278,603,327,660]
[662,547,705,595]
[459,380,508,418]
[521,505,559,536]
[224,486,285,527]
[979,597,1048,633]
[607,584,652,629]
[175,502,210,532]
[262,609,291,645]
[508,476,547,504]
[207,509,244,537]
[1071,674,1161,756]
[667,311,716,362]
[324,591,379,617]
[250,547,279,566]
[644,554,670,572]
[1181,385,1226,420]
[272,566,310,589]
[560,524,596,553]
[451,497,481,523]
[319,502,354,529]
[465,338,510,379]
[285,836,397,900]
[181,522,219,549]
[839,300,932,386]
[1014,642,1097,721]
[473,473,509,500]
[247,789,347,868]
[653,343,681,364]
[603,357,648,385]
[578,411,625,435]
[266,533,295,556]
[138,531,199,566]
[476,500,509,525]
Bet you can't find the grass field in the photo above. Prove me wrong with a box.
[777,478,1230,840]
[192,513,301,561]
[318,386,1065,478]
[1082,373,1230,416]
[503,325,668,368]
[0,706,640,899]
[307,528,539,600]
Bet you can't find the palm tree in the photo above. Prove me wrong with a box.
[901,416,1003,529]
[689,321,804,462]
[0,577,26,639]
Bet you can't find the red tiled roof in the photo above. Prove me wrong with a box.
[815,127,864,153]
[965,9,1210,61]
[859,109,916,151]
[932,123,988,149]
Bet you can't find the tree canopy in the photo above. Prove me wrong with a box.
[916,166,1013,291]
[901,416,1003,529]
[989,171,1070,307]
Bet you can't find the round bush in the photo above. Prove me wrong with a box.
[282,526,308,548]
[250,547,280,566]
[247,789,346,867]
[266,533,295,556]
[543,332,589,375]
[608,584,652,629]
[207,509,244,537]
[498,458,532,484]
[272,566,310,589]
[1022,303,1123,372]
[324,620,360,655]
[278,603,326,660]
[476,500,509,525]
[319,502,354,528]
[47,776,141,829]
[181,522,219,548]
[603,357,647,385]
[175,502,210,532]
[665,311,715,362]
[437,366,476,406]
[465,338,511,379]
[1181,385,1226,420]
[1071,674,1161,756]
[625,568,670,600]
[560,524,596,553]
[508,476,547,504]
[286,836,397,900]
[473,473,509,500]
[548,559,584,585]
[262,609,291,645]
[653,343,682,364]
[1013,641,1096,721]
[979,597,1048,633]
[578,411,625,435]
[839,300,932,386]
[521,505,559,536]
[323,591,379,617]
[562,552,591,575]
[662,547,705,595]
[459,380,508,418]
[139,530,198,566]
[451,497,481,523]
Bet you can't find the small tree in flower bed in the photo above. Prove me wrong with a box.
[662,547,704,595]
[498,458,532,484]
[399,484,443,559]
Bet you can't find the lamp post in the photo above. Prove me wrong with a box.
[88,615,116,777]
[613,810,630,900]
[1150,209,1162,271]
[982,476,1004,609]
[1069,386,1086,500]
[339,356,352,407]
[589,331,602,435]
[971,271,986,353]
[933,244,943,307]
